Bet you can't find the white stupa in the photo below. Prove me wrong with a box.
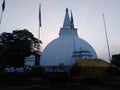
[40,8,98,66]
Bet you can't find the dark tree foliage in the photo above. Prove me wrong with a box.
[69,63,81,76]
[0,29,41,68]
[111,54,120,67]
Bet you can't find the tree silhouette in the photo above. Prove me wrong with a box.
[111,54,120,67]
[0,29,42,68]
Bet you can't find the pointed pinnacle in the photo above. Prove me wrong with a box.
[66,8,68,12]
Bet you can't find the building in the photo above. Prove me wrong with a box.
[24,55,35,66]
[40,8,98,67]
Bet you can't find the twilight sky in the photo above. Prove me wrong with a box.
[0,0,120,62]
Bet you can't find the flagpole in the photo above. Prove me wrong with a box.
[35,22,40,66]
[37,3,41,49]
[0,11,3,26]
[38,3,41,41]
[35,3,41,66]
[38,22,40,53]
[38,23,40,40]
[0,0,5,26]
[102,13,111,62]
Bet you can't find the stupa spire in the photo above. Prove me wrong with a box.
[63,8,71,28]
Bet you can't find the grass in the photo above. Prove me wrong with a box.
[69,59,120,79]
[75,59,111,67]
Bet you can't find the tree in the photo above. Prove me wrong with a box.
[111,54,120,67]
[69,63,81,76]
[0,29,42,68]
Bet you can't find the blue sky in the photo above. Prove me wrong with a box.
[0,0,120,62]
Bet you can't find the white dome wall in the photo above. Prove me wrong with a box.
[40,8,98,66]
[40,35,97,66]
[40,36,75,66]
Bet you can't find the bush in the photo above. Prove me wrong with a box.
[69,64,81,76]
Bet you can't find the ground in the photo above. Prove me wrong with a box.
[0,85,120,90]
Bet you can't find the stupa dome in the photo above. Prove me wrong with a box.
[40,8,98,66]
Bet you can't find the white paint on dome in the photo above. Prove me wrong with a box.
[40,8,98,66]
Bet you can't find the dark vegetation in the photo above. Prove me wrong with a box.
[0,29,41,68]
[111,54,120,67]
[0,60,120,90]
